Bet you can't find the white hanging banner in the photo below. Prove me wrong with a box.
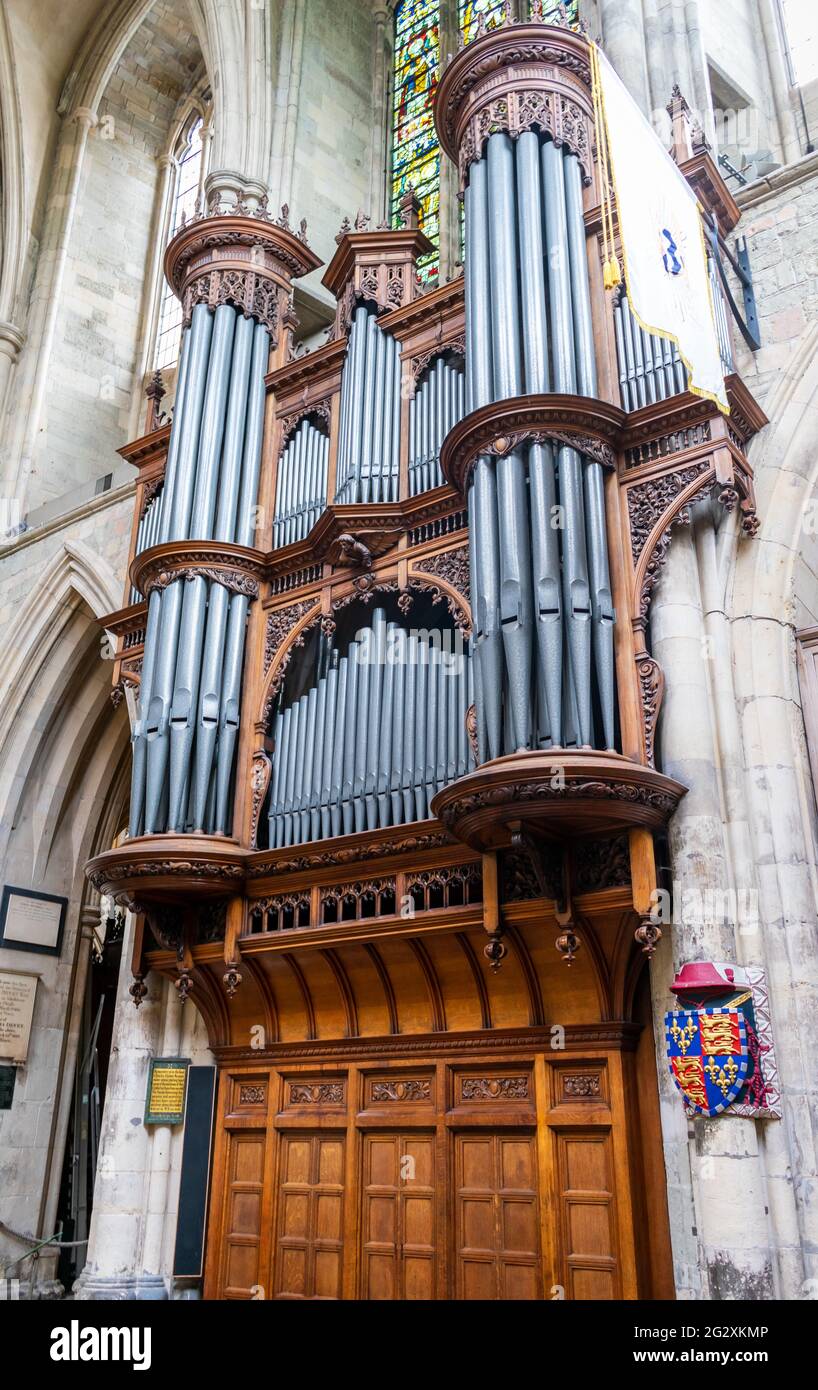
[592,44,730,414]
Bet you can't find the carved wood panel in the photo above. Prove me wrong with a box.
[206,1045,657,1300]
[221,1133,267,1298]
[453,1132,542,1300]
[273,1133,346,1299]
[360,1133,437,1300]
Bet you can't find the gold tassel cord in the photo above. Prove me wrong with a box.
[590,42,622,291]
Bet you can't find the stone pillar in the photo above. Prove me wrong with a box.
[268,0,307,212]
[127,153,177,440]
[642,0,715,143]
[597,0,652,116]
[369,3,393,227]
[650,520,776,1299]
[1,108,95,509]
[138,986,184,1291]
[0,321,23,447]
[757,0,802,166]
[74,913,166,1300]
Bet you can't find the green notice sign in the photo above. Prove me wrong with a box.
[144,1057,190,1125]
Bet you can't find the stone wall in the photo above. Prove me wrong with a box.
[30,0,202,508]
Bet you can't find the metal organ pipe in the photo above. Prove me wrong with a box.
[273,420,330,548]
[464,129,619,759]
[564,152,616,750]
[131,295,269,837]
[266,610,475,848]
[408,355,465,495]
[335,306,400,505]
[213,324,269,832]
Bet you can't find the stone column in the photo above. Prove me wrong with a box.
[138,986,184,1292]
[369,4,393,227]
[597,0,652,116]
[74,913,166,1300]
[126,153,177,440]
[757,0,801,166]
[642,0,715,142]
[1,108,95,510]
[0,321,24,454]
[650,520,776,1299]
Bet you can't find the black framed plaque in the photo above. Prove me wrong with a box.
[0,886,67,957]
[144,1057,190,1125]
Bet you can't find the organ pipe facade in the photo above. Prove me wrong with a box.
[89,14,767,1302]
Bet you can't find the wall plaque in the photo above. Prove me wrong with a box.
[0,886,67,956]
[0,971,38,1062]
[144,1057,190,1125]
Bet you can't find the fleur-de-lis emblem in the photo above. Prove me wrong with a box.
[670,1014,697,1054]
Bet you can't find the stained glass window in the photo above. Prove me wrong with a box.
[529,0,580,24]
[391,0,441,286]
[154,116,206,371]
[459,1,507,45]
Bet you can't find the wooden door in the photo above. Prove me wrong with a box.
[360,1131,436,1299]
[273,1132,345,1299]
[453,1131,542,1300]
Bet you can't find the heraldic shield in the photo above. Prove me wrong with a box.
[665,1006,749,1116]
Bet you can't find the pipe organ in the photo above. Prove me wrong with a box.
[273,418,329,547]
[335,306,401,503]
[409,354,465,495]
[90,15,766,1302]
[464,128,615,758]
[268,607,474,848]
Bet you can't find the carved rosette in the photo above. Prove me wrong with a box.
[434,23,595,192]
[164,211,323,341]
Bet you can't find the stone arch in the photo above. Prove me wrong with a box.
[0,538,126,875]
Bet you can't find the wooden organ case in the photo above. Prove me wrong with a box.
[88,18,765,1301]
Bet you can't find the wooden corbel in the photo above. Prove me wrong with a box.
[480,851,507,970]
[129,910,148,1008]
[222,897,244,997]
[175,908,196,1003]
[629,827,662,956]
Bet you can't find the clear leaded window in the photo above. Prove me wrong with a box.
[154,116,206,371]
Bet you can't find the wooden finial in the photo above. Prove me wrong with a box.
[145,370,166,432]
[399,186,422,230]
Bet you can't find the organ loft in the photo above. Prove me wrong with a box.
[87,12,764,1300]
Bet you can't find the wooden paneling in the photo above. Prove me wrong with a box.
[360,1132,436,1299]
[205,1042,667,1300]
[555,1131,618,1300]
[274,1132,345,1299]
[222,1133,267,1298]
[454,1132,541,1300]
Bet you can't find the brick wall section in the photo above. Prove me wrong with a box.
[733,158,818,409]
